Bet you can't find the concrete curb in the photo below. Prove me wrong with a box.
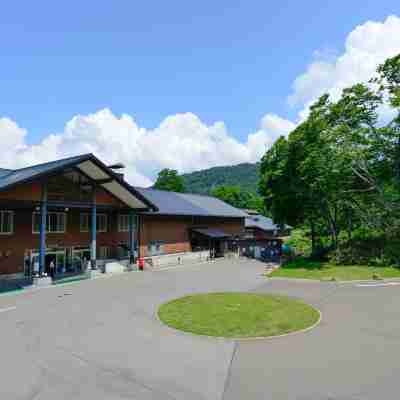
[155,296,322,342]
[267,276,400,284]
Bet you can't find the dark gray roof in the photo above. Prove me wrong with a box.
[192,228,232,238]
[245,214,292,232]
[134,187,248,218]
[0,154,89,191]
[0,154,157,210]
[0,168,13,178]
[245,215,277,231]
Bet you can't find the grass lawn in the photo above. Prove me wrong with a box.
[158,292,319,338]
[270,259,400,281]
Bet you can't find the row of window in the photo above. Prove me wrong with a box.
[0,211,133,235]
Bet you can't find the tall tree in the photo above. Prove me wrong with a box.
[153,169,185,192]
[211,185,264,211]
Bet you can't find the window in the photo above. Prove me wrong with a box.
[118,214,130,232]
[32,212,66,233]
[99,246,111,259]
[80,213,107,232]
[97,214,107,232]
[147,241,165,256]
[80,213,89,232]
[0,211,13,234]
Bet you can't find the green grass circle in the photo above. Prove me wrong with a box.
[158,292,320,338]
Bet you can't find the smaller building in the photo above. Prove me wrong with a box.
[238,210,292,261]
[133,188,247,268]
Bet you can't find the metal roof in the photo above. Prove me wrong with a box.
[134,187,248,218]
[245,214,291,232]
[245,215,277,231]
[0,168,13,178]
[0,154,157,211]
[192,228,231,238]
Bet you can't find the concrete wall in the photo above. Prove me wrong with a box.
[144,250,210,269]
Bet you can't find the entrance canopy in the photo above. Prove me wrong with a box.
[0,154,157,211]
[192,228,231,239]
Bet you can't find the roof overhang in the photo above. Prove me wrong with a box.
[0,154,158,211]
[191,228,231,239]
[73,157,157,210]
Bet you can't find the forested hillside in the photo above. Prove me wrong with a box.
[181,163,259,194]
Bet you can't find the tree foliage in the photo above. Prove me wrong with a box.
[259,54,400,265]
[153,169,186,192]
[182,163,259,194]
[211,185,265,212]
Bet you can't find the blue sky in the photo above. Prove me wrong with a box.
[1,2,400,184]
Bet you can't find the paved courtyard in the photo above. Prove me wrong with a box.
[0,259,399,400]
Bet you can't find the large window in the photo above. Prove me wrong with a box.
[33,212,66,233]
[118,214,130,232]
[80,213,108,233]
[0,211,14,234]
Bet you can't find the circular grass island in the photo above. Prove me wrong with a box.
[158,292,320,338]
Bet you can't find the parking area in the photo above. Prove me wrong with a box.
[0,259,399,400]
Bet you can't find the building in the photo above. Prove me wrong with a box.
[244,209,292,239]
[238,210,292,261]
[133,188,247,267]
[0,154,247,281]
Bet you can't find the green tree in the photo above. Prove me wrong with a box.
[211,185,264,211]
[153,169,185,192]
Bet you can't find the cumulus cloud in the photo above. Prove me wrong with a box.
[0,109,287,186]
[246,114,296,160]
[289,15,400,111]
[2,15,400,185]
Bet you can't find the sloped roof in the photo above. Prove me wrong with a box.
[134,187,248,218]
[0,168,13,178]
[245,214,292,232]
[0,154,89,191]
[245,215,277,231]
[192,228,232,238]
[0,154,157,210]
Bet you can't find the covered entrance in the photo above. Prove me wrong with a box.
[30,248,66,277]
[191,228,231,258]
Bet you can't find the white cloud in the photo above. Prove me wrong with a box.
[0,109,286,186]
[246,114,296,160]
[289,15,400,111]
[2,15,400,185]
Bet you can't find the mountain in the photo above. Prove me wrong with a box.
[182,163,260,194]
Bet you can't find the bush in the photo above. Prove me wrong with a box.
[330,234,400,267]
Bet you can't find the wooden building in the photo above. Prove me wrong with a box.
[0,154,246,280]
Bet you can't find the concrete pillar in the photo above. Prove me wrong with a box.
[39,183,47,275]
[90,188,97,270]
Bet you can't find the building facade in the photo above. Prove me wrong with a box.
[0,154,247,279]
[0,154,155,279]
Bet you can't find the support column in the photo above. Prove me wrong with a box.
[91,188,97,270]
[129,210,135,264]
[136,215,141,259]
[39,183,47,276]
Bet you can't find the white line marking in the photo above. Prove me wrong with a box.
[0,306,16,313]
[356,282,400,288]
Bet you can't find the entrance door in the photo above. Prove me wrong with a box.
[30,248,66,277]
[45,254,56,277]
[72,247,91,273]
